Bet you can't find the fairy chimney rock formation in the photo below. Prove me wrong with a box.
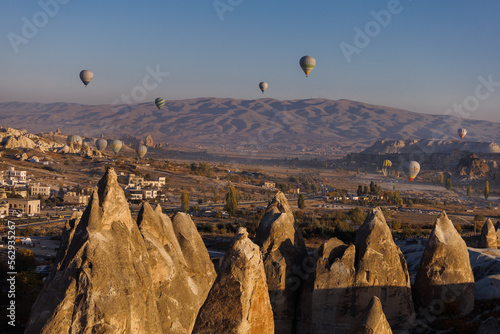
[350,296,393,334]
[414,211,475,317]
[25,168,163,334]
[193,227,275,334]
[137,203,216,333]
[171,212,217,290]
[352,208,415,330]
[255,191,308,333]
[480,219,498,249]
[296,238,357,333]
[145,135,155,147]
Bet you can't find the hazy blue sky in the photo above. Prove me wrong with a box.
[1,0,500,122]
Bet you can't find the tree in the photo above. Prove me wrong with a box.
[445,177,452,190]
[467,185,472,197]
[298,194,305,209]
[357,185,363,196]
[484,180,489,200]
[440,173,444,184]
[225,186,239,216]
[180,192,189,213]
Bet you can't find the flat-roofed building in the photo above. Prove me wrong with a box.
[29,183,51,197]
[5,167,27,186]
[142,189,158,200]
[6,198,40,214]
[64,192,90,206]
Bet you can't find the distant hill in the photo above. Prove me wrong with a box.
[1,98,500,157]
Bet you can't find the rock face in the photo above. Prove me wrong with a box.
[496,221,500,245]
[414,211,475,317]
[297,238,356,333]
[145,135,154,147]
[350,296,393,334]
[193,227,274,334]
[480,219,498,249]
[171,212,217,293]
[137,204,216,333]
[297,209,414,333]
[26,168,162,333]
[353,209,414,330]
[457,153,491,179]
[255,191,308,333]
[26,168,216,334]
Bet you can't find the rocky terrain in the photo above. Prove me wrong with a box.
[2,99,500,156]
[25,171,500,333]
[347,139,500,179]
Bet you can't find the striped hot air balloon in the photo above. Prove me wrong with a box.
[457,128,467,139]
[95,138,107,151]
[403,161,420,181]
[136,145,147,159]
[109,140,123,154]
[381,159,392,178]
[155,98,165,110]
[66,135,83,146]
[259,82,268,94]
[299,55,316,77]
[79,70,93,87]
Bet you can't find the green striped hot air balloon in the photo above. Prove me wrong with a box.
[155,98,165,110]
[299,55,316,77]
[66,135,83,146]
[136,145,147,159]
[109,140,123,155]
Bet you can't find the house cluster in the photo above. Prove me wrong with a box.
[0,167,90,216]
[123,173,167,202]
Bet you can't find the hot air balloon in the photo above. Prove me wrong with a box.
[136,145,147,159]
[66,135,83,147]
[95,138,107,151]
[299,55,316,77]
[403,161,420,181]
[259,82,268,94]
[79,70,93,87]
[109,140,123,155]
[457,128,467,139]
[155,98,165,110]
[381,159,392,178]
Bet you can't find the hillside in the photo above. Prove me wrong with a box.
[1,98,500,157]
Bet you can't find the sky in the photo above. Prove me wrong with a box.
[1,0,500,122]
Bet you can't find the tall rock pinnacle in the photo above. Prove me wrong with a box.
[414,211,475,317]
[255,191,308,333]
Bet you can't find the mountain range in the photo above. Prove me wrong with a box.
[1,98,499,157]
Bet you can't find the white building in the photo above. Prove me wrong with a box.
[5,167,27,186]
[127,174,166,188]
[142,189,158,200]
